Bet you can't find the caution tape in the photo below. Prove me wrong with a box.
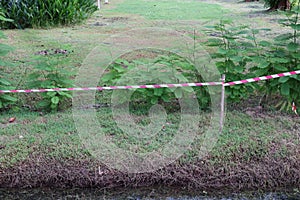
[0,82,222,93]
[224,70,300,86]
[0,70,299,93]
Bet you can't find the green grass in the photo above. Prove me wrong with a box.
[0,110,87,167]
[1,107,299,168]
[109,0,228,20]
[0,0,299,173]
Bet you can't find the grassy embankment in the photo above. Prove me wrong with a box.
[0,0,299,192]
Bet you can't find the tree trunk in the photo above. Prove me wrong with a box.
[268,0,291,11]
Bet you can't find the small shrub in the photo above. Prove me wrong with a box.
[0,12,17,109]
[205,20,258,102]
[206,3,300,111]
[100,53,210,109]
[26,52,74,111]
[0,0,97,29]
[251,1,300,110]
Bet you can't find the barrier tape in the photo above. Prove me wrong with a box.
[0,82,222,93]
[0,70,299,94]
[224,70,300,86]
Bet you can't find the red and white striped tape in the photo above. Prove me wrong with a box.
[0,70,299,93]
[224,70,300,86]
[0,82,222,93]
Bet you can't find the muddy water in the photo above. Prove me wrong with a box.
[0,188,299,200]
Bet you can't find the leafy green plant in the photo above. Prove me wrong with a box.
[0,12,17,109]
[100,54,210,108]
[0,0,97,29]
[205,20,258,102]
[250,1,300,110]
[27,53,74,111]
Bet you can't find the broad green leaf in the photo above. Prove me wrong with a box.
[50,103,58,109]
[174,73,186,82]
[161,95,170,102]
[270,57,289,63]
[259,41,272,47]
[46,92,56,97]
[167,87,176,92]
[58,91,72,98]
[234,65,244,73]
[154,88,164,96]
[270,79,280,87]
[0,15,13,22]
[0,94,17,102]
[101,73,116,82]
[182,87,194,93]
[279,76,290,83]
[174,88,183,98]
[292,53,300,59]
[281,83,290,96]
[51,96,60,104]
[274,33,293,41]
[255,68,269,76]
[113,65,126,73]
[287,42,299,52]
[274,65,289,71]
[159,74,172,83]
[230,56,243,62]
[257,61,270,69]
[290,24,300,31]
[150,97,158,105]
[177,62,193,70]
[217,48,228,55]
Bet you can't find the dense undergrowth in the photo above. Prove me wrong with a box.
[0,0,97,29]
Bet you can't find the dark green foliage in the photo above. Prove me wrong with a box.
[0,12,17,109]
[251,2,300,110]
[27,53,74,111]
[206,1,300,111]
[100,54,210,108]
[0,0,97,29]
[205,20,258,102]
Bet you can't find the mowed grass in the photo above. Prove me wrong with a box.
[109,0,228,20]
[0,0,299,171]
[1,106,299,168]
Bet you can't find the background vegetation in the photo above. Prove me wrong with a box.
[0,0,97,29]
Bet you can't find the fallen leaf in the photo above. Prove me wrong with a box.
[9,117,16,123]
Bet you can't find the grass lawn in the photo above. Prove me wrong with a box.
[0,0,300,191]
[108,0,228,20]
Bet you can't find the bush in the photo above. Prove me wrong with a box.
[100,53,211,109]
[0,12,17,109]
[251,2,300,110]
[0,0,97,29]
[26,51,74,111]
[205,20,258,102]
[206,1,300,111]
